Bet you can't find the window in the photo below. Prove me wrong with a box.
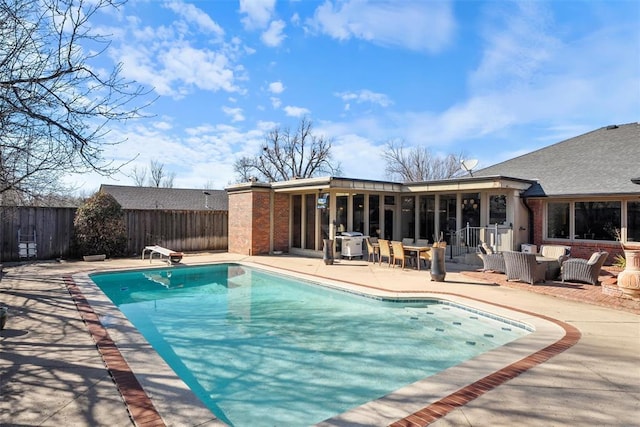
[353,194,365,233]
[628,201,640,242]
[419,195,435,241]
[438,194,457,241]
[368,195,380,237]
[489,195,506,225]
[292,195,302,248]
[574,201,620,240]
[384,195,395,205]
[304,194,316,249]
[336,194,348,233]
[401,196,415,239]
[319,193,330,240]
[462,193,480,227]
[547,202,569,238]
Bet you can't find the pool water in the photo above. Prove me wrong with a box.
[91,264,530,426]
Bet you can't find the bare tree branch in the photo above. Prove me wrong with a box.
[233,117,341,182]
[383,139,466,182]
[0,0,154,200]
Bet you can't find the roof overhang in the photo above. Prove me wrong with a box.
[227,175,535,194]
[403,175,535,193]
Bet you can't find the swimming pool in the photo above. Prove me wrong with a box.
[90,263,531,426]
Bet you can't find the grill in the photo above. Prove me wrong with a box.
[339,231,364,259]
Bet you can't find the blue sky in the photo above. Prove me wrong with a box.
[69,0,640,192]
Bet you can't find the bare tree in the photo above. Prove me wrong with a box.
[130,165,147,186]
[382,140,466,182]
[0,0,152,200]
[148,160,174,188]
[234,117,341,182]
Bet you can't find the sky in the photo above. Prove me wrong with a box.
[67,0,640,193]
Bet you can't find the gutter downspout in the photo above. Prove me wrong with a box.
[521,193,535,245]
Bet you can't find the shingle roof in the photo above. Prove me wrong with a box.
[100,185,228,211]
[473,123,640,197]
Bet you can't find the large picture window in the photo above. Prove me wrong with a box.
[547,202,570,239]
[547,200,629,242]
[574,201,620,240]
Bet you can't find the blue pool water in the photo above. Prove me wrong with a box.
[91,263,530,426]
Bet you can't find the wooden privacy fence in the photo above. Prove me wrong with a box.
[124,209,228,255]
[0,207,228,262]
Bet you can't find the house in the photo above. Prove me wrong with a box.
[473,122,640,259]
[225,123,640,261]
[100,185,228,211]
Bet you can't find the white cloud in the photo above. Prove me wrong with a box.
[105,5,245,99]
[268,81,285,94]
[308,0,455,53]
[331,134,385,180]
[283,105,311,117]
[270,97,282,108]
[261,19,287,47]
[336,89,392,107]
[222,106,245,122]
[470,2,558,92]
[239,0,276,30]
[164,0,225,38]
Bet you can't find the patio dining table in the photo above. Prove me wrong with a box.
[403,244,431,270]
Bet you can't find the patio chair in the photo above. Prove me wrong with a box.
[503,251,546,285]
[391,241,408,269]
[561,251,609,285]
[378,239,392,267]
[477,244,506,273]
[364,237,378,263]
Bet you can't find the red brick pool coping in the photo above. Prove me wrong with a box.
[64,271,580,427]
[63,276,165,427]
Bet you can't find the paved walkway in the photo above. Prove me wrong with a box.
[1,253,639,426]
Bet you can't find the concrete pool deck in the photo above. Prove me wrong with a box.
[1,252,639,426]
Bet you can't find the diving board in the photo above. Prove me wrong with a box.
[142,245,184,264]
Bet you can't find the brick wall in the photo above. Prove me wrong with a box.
[251,191,271,255]
[228,191,253,255]
[228,188,288,255]
[273,192,290,252]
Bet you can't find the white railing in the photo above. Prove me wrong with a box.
[449,224,514,259]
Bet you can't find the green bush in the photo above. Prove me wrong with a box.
[74,191,127,257]
[612,254,626,268]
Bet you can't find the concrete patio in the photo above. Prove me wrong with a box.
[1,252,638,426]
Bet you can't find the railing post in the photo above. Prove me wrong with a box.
[465,222,470,254]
